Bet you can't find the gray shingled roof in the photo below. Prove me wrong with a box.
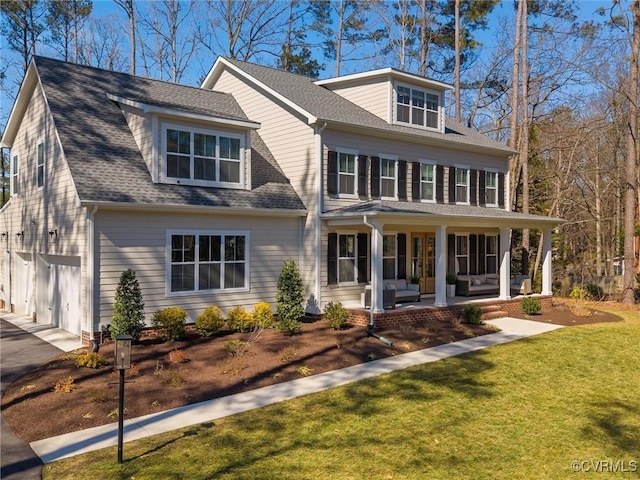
[34,56,305,211]
[223,58,514,155]
[322,200,563,227]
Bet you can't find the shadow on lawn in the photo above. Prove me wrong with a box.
[582,400,640,456]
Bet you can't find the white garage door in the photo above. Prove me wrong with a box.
[13,252,33,316]
[36,255,81,336]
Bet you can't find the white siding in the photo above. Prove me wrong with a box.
[95,209,300,326]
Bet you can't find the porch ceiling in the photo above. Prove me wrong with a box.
[321,200,564,229]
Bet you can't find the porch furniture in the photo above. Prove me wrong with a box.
[511,275,532,295]
[384,279,421,303]
[456,274,500,296]
[363,285,396,309]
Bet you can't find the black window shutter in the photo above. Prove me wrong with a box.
[371,156,380,199]
[327,151,338,195]
[398,160,407,201]
[328,233,338,285]
[498,172,505,208]
[469,234,478,275]
[397,233,407,279]
[436,165,444,203]
[470,169,478,206]
[478,234,486,274]
[479,170,486,206]
[412,162,420,201]
[447,234,456,274]
[448,166,456,203]
[358,155,368,199]
[357,233,368,283]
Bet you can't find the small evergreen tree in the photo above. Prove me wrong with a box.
[276,260,304,334]
[109,269,145,342]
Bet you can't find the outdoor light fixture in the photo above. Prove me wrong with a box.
[48,229,58,241]
[15,231,23,242]
[114,335,132,463]
[0,232,7,240]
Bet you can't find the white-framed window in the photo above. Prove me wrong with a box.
[338,233,357,283]
[485,235,498,274]
[455,166,470,204]
[485,170,498,206]
[37,142,45,188]
[167,230,249,294]
[380,156,397,199]
[420,161,436,202]
[162,124,244,188]
[456,235,469,274]
[338,150,357,196]
[11,154,18,195]
[396,83,440,130]
[383,234,397,279]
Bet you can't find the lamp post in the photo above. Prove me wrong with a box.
[114,335,132,464]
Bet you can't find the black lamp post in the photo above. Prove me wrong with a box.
[114,335,132,464]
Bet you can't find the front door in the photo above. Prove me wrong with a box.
[412,234,435,293]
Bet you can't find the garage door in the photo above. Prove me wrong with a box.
[13,252,33,316]
[36,255,81,336]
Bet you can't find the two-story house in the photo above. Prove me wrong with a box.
[1,56,561,341]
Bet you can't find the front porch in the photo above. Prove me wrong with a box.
[345,293,553,328]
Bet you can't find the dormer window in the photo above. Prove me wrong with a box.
[396,84,440,130]
[162,124,244,188]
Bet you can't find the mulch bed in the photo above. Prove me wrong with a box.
[1,300,625,443]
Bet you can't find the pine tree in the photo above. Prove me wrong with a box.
[109,269,145,342]
[276,259,304,334]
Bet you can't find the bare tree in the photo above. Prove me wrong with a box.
[114,0,136,74]
[0,0,46,74]
[77,14,126,70]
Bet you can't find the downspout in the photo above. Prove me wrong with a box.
[314,122,327,313]
[87,205,98,345]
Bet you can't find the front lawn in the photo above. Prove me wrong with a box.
[44,309,640,479]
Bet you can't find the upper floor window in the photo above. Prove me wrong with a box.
[420,162,435,202]
[380,157,397,199]
[455,167,469,204]
[338,151,357,196]
[168,231,248,294]
[37,142,45,188]
[163,125,243,187]
[396,84,440,130]
[485,171,498,206]
[11,155,18,195]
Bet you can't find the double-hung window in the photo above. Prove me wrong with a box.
[420,162,436,202]
[37,142,45,188]
[11,155,18,195]
[383,235,396,279]
[380,157,397,199]
[485,171,498,206]
[338,234,356,283]
[456,235,469,275]
[485,235,498,274]
[338,151,356,196]
[164,125,243,187]
[169,231,248,294]
[396,84,440,130]
[455,167,470,204]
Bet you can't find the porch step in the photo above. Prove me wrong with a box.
[481,309,509,321]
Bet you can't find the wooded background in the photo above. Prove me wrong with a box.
[1,0,638,302]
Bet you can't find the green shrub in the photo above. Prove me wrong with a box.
[75,351,108,369]
[227,306,255,332]
[196,306,225,336]
[569,287,587,301]
[224,339,250,357]
[152,307,187,341]
[109,269,145,342]
[461,304,482,325]
[584,283,604,301]
[323,301,348,330]
[521,297,542,316]
[253,302,275,329]
[276,260,304,335]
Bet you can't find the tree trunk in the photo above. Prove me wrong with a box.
[520,0,530,276]
[454,0,461,122]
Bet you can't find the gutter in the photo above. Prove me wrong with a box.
[79,201,307,217]
[87,205,98,344]
[314,121,328,312]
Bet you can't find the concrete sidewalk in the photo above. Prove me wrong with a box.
[26,317,563,464]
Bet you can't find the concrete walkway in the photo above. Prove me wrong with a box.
[1,315,83,480]
[17,317,563,465]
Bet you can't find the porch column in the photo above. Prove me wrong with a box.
[434,225,447,307]
[499,227,511,300]
[541,227,553,295]
[367,218,385,313]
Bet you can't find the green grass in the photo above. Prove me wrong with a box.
[44,310,640,480]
